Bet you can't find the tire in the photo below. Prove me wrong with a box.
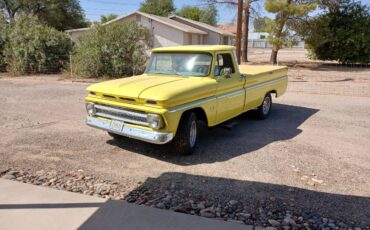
[257,93,272,119]
[170,112,198,155]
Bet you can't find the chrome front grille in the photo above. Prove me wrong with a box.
[94,104,149,126]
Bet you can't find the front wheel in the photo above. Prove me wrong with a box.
[170,112,198,155]
[257,93,272,119]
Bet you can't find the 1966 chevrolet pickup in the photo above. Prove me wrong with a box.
[85,45,288,155]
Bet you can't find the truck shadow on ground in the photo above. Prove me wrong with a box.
[107,103,319,165]
[79,172,370,229]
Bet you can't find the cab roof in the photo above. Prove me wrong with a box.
[151,45,235,53]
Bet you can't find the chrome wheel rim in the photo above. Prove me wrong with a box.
[262,96,271,115]
[189,120,197,148]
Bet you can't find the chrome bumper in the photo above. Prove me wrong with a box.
[86,116,173,144]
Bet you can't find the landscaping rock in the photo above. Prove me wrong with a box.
[2,174,15,180]
[1,167,365,230]
[268,219,281,227]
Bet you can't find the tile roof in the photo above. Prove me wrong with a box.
[217,24,237,35]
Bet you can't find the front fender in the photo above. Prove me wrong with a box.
[163,97,217,135]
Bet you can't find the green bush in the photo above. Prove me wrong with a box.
[72,21,149,78]
[0,15,8,69]
[303,1,370,64]
[4,14,73,74]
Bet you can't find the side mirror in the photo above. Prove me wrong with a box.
[223,67,232,78]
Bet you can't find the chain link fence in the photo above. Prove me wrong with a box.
[248,39,305,49]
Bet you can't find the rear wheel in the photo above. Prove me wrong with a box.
[257,93,272,119]
[170,112,198,155]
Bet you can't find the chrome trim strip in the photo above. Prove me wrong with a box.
[245,76,287,91]
[217,88,245,99]
[95,112,149,126]
[168,75,287,112]
[169,97,216,112]
[94,104,147,118]
[86,116,173,144]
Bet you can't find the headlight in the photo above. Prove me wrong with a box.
[147,114,163,130]
[85,102,96,116]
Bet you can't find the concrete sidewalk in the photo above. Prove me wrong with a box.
[0,179,256,230]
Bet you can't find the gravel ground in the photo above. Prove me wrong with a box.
[1,68,370,229]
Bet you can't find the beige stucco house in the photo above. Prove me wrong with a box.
[169,15,235,45]
[65,11,235,48]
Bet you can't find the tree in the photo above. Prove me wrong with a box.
[139,0,175,16]
[264,0,317,64]
[236,0,243,64]
[101,13,118,24]
[177,4,218,25]
[299,1,370,64]
[73,21,149,78]
[177,5,202,21]
[0,0,19,23]
[0,0,88,30]
[242,0,251,62]
[200,4,218,26]
[201,0,257,62]
[4,14,72,74]
[253,16,269,32]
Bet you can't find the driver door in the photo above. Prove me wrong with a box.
[215,52,245,123]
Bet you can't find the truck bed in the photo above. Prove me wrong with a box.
[238,65,288,76]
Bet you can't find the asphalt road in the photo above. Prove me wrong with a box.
[1,76,369,226]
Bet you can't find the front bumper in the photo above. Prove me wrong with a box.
[86,116,174,144]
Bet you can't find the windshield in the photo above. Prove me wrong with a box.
[146,52,213,77]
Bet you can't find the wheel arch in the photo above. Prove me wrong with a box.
[181,107,208,126]
[267,90,277,97]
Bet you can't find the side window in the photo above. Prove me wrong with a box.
[214,53,235,76]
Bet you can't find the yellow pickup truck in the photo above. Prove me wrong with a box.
[85,45,287,154]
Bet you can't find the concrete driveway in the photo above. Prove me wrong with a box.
[0,179,252,230]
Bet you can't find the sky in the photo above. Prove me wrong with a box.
[80,0,370,24]
[80,0,246,24]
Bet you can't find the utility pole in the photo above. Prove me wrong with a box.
[235,0,243,65]
[242,0,251,63]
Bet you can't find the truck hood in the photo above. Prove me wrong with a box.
[87,74,217,108]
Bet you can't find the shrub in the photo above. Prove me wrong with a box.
[4,14,73,75]
[0,15,8,69]
[72,21,149,78]
[302,1,370,64]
